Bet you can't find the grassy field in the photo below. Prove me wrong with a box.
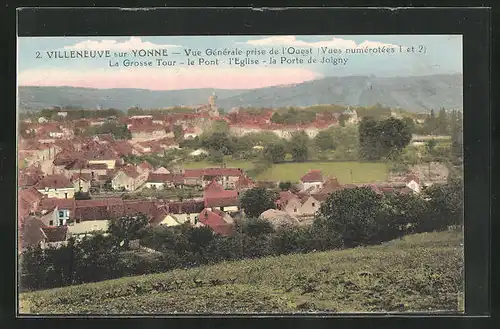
[19,230,463,314]
[180,160,255,171]
[257,161,389,184]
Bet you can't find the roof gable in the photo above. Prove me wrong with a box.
[300,169,323,183]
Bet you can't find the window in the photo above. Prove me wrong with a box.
[49,220,54,226]
[312,202,315,207]
[59,211,64,217]
[294,208,297,213]
[65,193,68,199]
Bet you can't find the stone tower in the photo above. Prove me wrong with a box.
[207,93,220,117]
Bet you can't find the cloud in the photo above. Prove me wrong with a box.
[17,66,322,90]
[63,37,181,51]
[242,36,399,49]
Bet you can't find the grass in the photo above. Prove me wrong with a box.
[180,160,256,171]
[257,161,389,184]
[19,230,463,314]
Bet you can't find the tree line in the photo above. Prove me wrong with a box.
[19,177,462,292]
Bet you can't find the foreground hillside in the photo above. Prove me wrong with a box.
[19,230,463,314]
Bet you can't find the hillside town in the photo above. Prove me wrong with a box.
[17,95,450,253]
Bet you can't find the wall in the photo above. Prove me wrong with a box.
[73,179,91,193]
[38,187,75,199]
[88,159,116,170]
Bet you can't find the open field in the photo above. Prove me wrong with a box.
[180,160,255,171]
[19,230,463,314]
[257,161,389,184]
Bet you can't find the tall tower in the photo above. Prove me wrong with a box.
[207,93,219,117]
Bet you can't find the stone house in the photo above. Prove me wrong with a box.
[34,174,75,199]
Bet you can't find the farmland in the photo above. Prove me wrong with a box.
[19,230,463,314]
[180,160,389,184]
[257,161,389,183]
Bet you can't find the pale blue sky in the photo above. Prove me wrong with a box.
[17,35,462,90]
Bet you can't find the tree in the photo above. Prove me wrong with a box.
[289,131,310,162]
[314,130,336,151]
[201,131,235,155]
[172,125,183,141]
[316,187,389,247]
[359,117,381,160]
[278,181,292,191]
[241,218,275,237]
[240,187,278,219]
[264,142,286,163]
[378,117,412,155]
[424,177,463,229]
[425,139,437,155]
[108,214,150,248]
[437,108,448,135]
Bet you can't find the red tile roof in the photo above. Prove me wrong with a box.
[235,175,255,189]
[204,190,239,208]
[71,173,93,182]
[203,167,243,177]
[300,169,323,183]
[147,173,174,183]
[19,187,44,205]
[139,161,153,171]
[19,216,47,249]
[198,208,235,236]
[183,169,204,178]
[118,166,140,179]
[204,179,225,193]
[34,174,73,189]
[41,226,68,242]
[129,123,165,133]
[40,198,76,211]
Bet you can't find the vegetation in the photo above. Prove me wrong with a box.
[359,117,412,160]
[19,230,463,314]
[256,161,389,183]
[84,121,132,140]
[240,187,279,219]
[270,107,316,125]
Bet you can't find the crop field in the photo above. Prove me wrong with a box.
[257,161,389,184]
[19,230,463,314]
[180,160,255,171]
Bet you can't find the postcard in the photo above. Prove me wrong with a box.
[17,34,464,314]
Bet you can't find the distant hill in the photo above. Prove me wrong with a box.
[18,74,462,113]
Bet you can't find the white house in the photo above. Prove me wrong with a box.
[405,174,421,194]
[300,170,324,192]
[34,174,75,199]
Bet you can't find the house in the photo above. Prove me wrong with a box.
[19,216,47,252]
[202,168,244,189]
[18,165,44,187]
[299,195,322,217]
[40,226,69,249]
[312,176,342,201]
[183,169,204,186]
[35,174,75,199]
[111,165,148,191]
[197,208,234,236]
[153,166,170,174]
[203,182,240,212]
[39,198,75,226]
[84,148,120,170]
[18,187,44,215]
[276,191,303,216]
[234,175,255,191]
[183,127,202,140]
[137,161,153,174]
[71,173,92,193]
[300,169,324,192]
[405,174,421,194]
[145,173,175,189]
[129,123,167,142]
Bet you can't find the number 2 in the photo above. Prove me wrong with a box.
[36,51,41,59]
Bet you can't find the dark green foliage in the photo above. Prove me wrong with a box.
[240,187,278,219]
[264,142,286,163]
[278,181,292,191]
[108,214,150,248]
[74,191,91,200]
[172,125,184,141]
[241,218,275,237]
[86,121,131,140]
[314,130,337,151]
[359,117,412,160]
[289,131,310,162]
[270,107,316,125]
[317,187,389,247]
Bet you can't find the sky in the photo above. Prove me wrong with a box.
[17,35,462,90]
